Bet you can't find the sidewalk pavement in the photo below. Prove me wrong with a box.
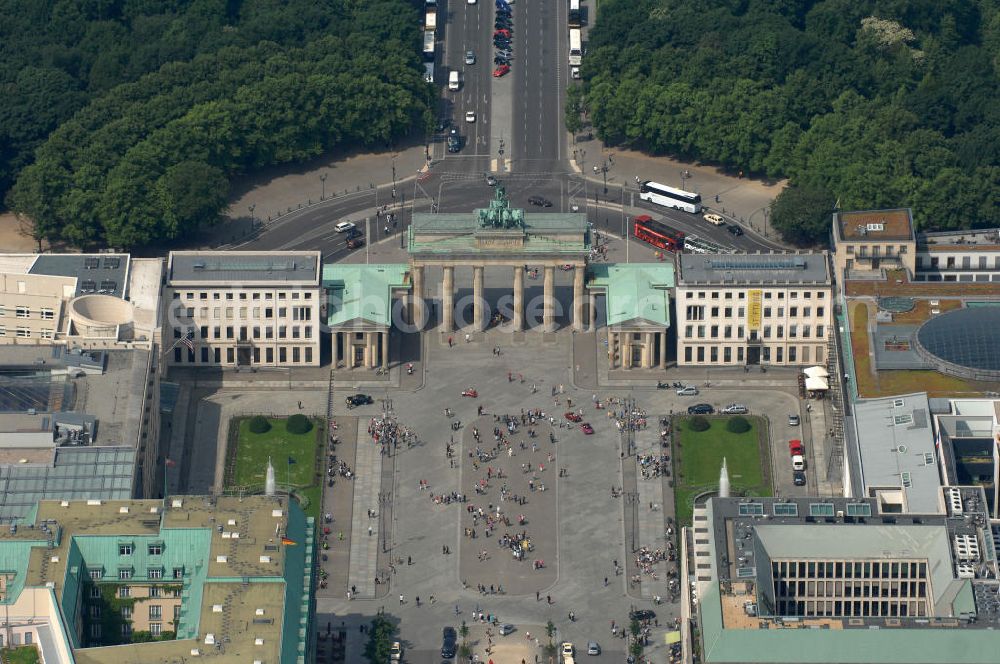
[348,423,384,599]
[206,142,428,247]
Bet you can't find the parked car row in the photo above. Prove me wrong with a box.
[493,1,512,77]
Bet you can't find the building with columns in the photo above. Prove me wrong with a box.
[589,263,674,369]
[323,264,409,370]
[675,252,833,367]
[408,187,592,333]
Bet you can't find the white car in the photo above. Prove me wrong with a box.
[335,221,356,233]
[792,454,806,471]
[570,66,581,79]
[465,111,476,123]
[467,0,476,4]
[390,641,402,661]
[704,213,725,226]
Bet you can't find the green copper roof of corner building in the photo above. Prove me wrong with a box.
[323,264,409,328]
[589,263,674,327]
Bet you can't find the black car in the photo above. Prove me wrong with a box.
[687,403,714,415]
[447,129,462,153]
[727,224,744,236]
[345,228,363,240]
[345,394,374,407]
[435,117,451,132]
[528,196,552,207]
[441,627,457,658]
[346,237,364,250]
[630,609,656,622]
[793,470,807,486]
[494,56,511,65]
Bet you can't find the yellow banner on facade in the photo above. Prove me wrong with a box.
[748,289,762,329]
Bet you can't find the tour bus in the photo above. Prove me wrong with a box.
[569,28,582,66]
[423,29,435,61]
[448,70,460,91]
[569,0,581,27]
[638,180,702,214]
[633,215,685,252]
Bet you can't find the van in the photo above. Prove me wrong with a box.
[448,71,460,91]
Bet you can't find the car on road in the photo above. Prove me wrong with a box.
[788,413,800,426]
[629,609,656,622]
[493,64,510,77]
[727,224,744,236]
[441,627,457,658]
[447,129,462,153]
[335,221,356,233]
[498,623,516,636]
[587,642,601,656]
[346,237,364,250]
[792,454,806,471]
[793,470,807,486]
[570,66,581,79]
[465,111,476,123]
[390,641,402,661]
[465,50,476,65]
[722,403,748,414]
[580,422,594,435]
[485,174,498,186]
[345,394,374,407]
[688,403,715,415]
[788,439,804,456]
[704,212,725,225]
[435,117,450,132]
[561,643,574,658]
[528,195,552,207]
[676,385,699,396]
[565,411,582,422]
[467,0,476,4]
[345,227,362,239]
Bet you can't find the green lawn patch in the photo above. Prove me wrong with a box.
[226,416,323,520]
[672,415,771,525]
[2,646,41,664]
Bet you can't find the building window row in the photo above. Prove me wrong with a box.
[685,290,826,301]
[177,290,313,301]
[683,344,824,365]
[684,325,826,340]
[173,345,314,365]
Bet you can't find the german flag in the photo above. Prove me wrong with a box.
[281,537,296,546]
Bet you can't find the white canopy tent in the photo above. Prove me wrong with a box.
[803,366,829,378]
[805,375,829,391]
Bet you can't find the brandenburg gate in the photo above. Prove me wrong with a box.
[407,187,592,332]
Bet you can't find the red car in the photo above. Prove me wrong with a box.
[462,388,478,398]
[494,29,511,38]
[788,439,804,456]
[565,412,582,422]
[493,65,510,77]
[580,423,594,435]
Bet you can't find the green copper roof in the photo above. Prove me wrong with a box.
[323,264,409,328]
[0,538,46,606]
[589,263,674,327]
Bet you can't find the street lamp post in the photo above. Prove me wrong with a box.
[680,170,689,190]
[391,156,397,201]
[248,204,256,229]
[319,173,327,201]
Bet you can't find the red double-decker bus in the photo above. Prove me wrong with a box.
[633,215,684,252]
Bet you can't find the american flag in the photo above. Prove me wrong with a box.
[180,332,194,351]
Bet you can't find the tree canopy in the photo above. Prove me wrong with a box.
[581,0,999,245]
[3,0,433,248]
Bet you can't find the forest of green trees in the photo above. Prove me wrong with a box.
[1,0,432,249]
[579,0,999,245]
